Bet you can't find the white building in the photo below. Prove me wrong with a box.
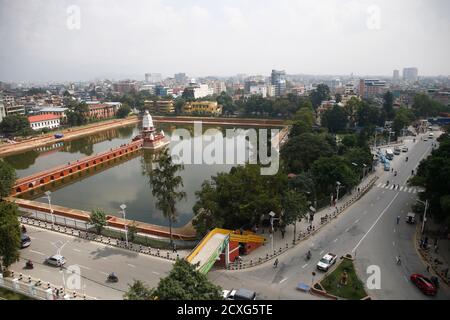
[0,98,6,122]
[28,114,61,131]
[249,85,268,98]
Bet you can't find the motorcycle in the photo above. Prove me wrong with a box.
[107,273,118,283]
[406,157,408,162]
[306,251,311,260]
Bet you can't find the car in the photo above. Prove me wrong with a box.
[410,274,437,296]
[45,254,66,267]
[317,253,337,271]
[20,233,31,249]
[428,132,434,138]
[402,146,408,152]
[423,137,428,141]
[222,288,256,300]
[405,212,416,224]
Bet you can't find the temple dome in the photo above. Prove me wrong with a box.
[142,110,154,129]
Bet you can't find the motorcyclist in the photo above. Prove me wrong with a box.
[108,272,118,281]
[394,171,397,176]
[386,180,389,186]
[406,157,408,162]
[26,260,33,268]
[306,250,311,260]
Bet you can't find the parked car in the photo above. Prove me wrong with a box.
[394,147,401,155]
[410,274,437,296]
[405,212,416,224]
[222,288,256,300]
[45,254,66,267]
[402,146,408,152]
[20,233,31,249]
[317,253,337,271]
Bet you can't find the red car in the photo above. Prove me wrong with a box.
[410,274,437,296]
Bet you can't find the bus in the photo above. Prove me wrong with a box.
[385,149,394,160]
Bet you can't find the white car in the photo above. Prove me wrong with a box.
[45,254,66,267]
[222,288,256,300]
[317,253,337,271]
[402,146,408,152]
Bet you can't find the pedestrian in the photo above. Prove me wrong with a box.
[172,243,177,253]
[434,244,439,253]
[357,187,360,193]
[274,258,279,268]
[281,229,285,239]
[396,216,400,224]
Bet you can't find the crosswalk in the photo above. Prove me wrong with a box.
[375,183,424,194]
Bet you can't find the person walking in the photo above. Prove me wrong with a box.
[274,258,279,268]
[396,216,400,224]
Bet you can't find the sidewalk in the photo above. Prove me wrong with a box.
[230,173,379,269]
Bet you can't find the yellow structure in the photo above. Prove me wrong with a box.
[144,100,175,114]
[183,101,222,115]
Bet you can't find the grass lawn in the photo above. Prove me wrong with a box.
[320,258,367,300]
[0,287,34,300]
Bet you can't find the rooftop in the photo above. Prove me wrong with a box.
[28,114,60,123]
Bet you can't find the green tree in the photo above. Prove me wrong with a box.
[383,91,395,120]
[89,209,107,234]
[0,202,21,271]
[150,259,222,300]
[280,189,308,240]
[321,105,348,133]
[412,93,449,118]
[127,221,138,242]
[292,107,315,128]
[0,114,32,137]
[216,92,236,115]
[116,103,131,118]
[174,98,186,115]
[281,132,335,173]
[151,149,186,245]
[343,147,372,178]
[335,93,342,103]
[356,101,383,128]
[0,160,16,198]
[392,106,414,136]
[310,84,330,109]
[124,280,154,300]
[65,102,89,126]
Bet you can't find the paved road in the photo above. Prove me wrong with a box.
[208,132,450,300]
[11,132,449,300]
[13,225,174,299]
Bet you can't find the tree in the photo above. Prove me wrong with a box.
[150,259,222,300]
[392,106,414,136]
[311,156,359,197]
[292,107,315,129]
[0,202,21,271]
[335,93,342,103]
[382,91,395,120]
[281,132,335,173]
[116,103,131,118]
[412,93,449,118]
[356,101,383,128]
[66,102,89,126]
[174,98,186,115]
[343,147,373,177]
[127,221,138,242]
[344,97,361,128]
[193,164,287,236]
[151,149,186,245]
[280,189,308,240]
[124,280,154,300]
[89,209,107,234]
[321,105,348,133]
[310,84,330,109]
[0,160,16,198]
[216,92,236,115]
[0,114,32,137]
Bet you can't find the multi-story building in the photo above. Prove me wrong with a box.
[211,81,227,95]
[358,79,387,98]
[249,85,268,97]
[112,81,138,95]
[183,101,222,115]
[271,70,287,97]
[144,100,175,114]
[145,73,162,84]
[85,102,119,119]
[28,114,61,131]
[183,83,213,99]
[0,97,6,122]
[155,85,173,97]
[402,67,418,82]
[38,106,68,121]
[393,70,400,81]
[174,73,187,84]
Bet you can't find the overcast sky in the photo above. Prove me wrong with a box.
[1,0,449,82]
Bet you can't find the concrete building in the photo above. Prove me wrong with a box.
[358,79,387,98]
[271,70,287,97]
[145,73,162,84]
[155,85,173,97]
[174,73,187,84]
[249,85,268,97]
[144,100,175,114]
[211,81,227,95]
[28,114,61,131]
[85,103,119,119]
[393,69,400,81]
[183,83,213,99]
[0,97,6,122]
[113,81,139,94]
[183,101,222,115]
[403,67,418,82]
[38,107,68,121]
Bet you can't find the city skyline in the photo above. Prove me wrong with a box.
[1,0,450,82]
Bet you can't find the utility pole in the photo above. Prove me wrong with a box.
[120,204,128,247]
[336,181,342,202]
[43,191,55,229]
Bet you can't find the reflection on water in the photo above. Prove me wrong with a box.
[3,123,278,227]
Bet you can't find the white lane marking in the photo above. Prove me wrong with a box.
[377,183,382,188]
[389,185,394,190]
[333,238,338,243]
[400,186,404,191]
[30,250,46,256]
[78,265,91,270]
[152,271,160,275]
[319,250,324,255]
[354,219,360,224]
[393,241,395,246]
[73,249,82,253]
[127,263,136,268]
[404,276,408,283]
[280,277,288,284]
[345,227,350,232]
[99,271,109,276]
[302,264,308,269]
[352,193,400,252]
[412,189,417,194]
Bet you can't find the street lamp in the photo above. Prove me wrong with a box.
[43,191,55,229]
[269,211,276,253]
[120,204,128,247]
[336,181,343,202]
[416,199,429,235]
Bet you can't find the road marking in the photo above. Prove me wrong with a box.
[152,271,160,275]
[377,183,382,187]
[389,185,394,190]
[280,277,288,284]
[30,250,46,256]
[127,263,136,268]
[99,271,109,276]
[345,227,350,232]
[78,265,91,270]
[29,236,36,240]
[354,219,360,224]
[302,264,308,269]
[393,241,395,246]
[400,186,404,191]
[352,193,400,253]
[333,238,338,243]
[73,249,82,253]
[404,276,408,283]
[319,250,324,255]
[412,189,417,194]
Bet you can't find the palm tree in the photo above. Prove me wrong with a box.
[150,149,186,246]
